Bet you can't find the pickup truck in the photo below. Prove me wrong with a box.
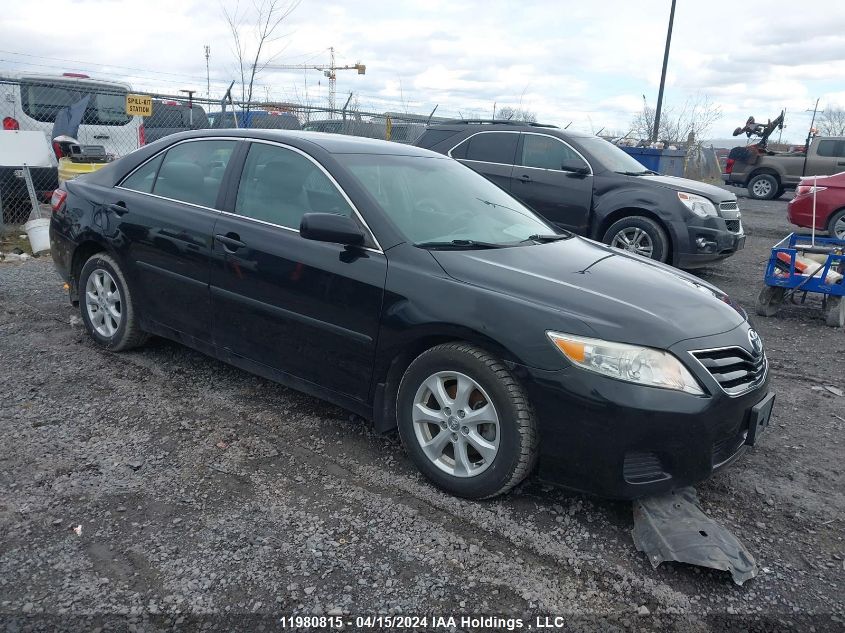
[416,120,745,269]
[723,136,845,200]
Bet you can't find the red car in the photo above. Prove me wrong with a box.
[787,172,845,239]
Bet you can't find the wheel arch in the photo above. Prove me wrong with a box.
[594,207,674,263]
[69,238,112,305]
[746,167,781,187]
[370,326,523,434]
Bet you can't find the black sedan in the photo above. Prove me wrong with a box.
[50,129,773,500]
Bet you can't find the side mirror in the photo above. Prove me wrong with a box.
[300,213,365,246]
[561,159,590,175]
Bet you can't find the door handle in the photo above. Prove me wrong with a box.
[215,232,246,252]
[108,202,128,216]
[518,174,531,182]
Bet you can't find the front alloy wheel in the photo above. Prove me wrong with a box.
[610,227,654,258]
[412,371,500,478]
[397,342,538,499]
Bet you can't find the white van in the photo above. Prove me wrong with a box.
[0,72,144,159]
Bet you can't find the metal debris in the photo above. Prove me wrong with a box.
[632,487,758,585]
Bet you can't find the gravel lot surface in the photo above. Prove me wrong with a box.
[1,190,843,632]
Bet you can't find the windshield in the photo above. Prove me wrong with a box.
[575,136,652,174]
[337,154,553,245]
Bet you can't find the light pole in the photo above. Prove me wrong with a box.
[652,0,677,143]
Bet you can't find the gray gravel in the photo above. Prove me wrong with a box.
[1,192,843,632]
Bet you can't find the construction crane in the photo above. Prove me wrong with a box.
[265,47,366,116]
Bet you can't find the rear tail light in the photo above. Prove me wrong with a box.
[796,184,827,196]
[51,188,67,213]
[725,158,734,174]
[52,141,64,160]
[3,116,20,130]
[138,124,146,147]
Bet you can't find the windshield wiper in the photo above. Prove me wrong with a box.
[522,233,573,243]
[414,239,507,250]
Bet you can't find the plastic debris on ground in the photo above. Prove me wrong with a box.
[632,486,758,586]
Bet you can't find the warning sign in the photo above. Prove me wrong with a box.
[126,94,152,117]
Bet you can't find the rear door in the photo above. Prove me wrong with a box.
[448,131,518,190]
[210,140,386,400]
[113,138,239,344]
[806,139,845,177]
[511,132,593,232]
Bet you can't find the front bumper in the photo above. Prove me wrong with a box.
[671,213,745,269]
[516,326,771,499]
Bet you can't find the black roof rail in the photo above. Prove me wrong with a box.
[436,119,559,129]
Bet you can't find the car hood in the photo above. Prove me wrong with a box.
[637,174,736,203]
[429,237,746,349]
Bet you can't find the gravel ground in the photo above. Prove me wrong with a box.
[1,191,843,632]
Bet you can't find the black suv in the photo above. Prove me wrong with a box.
[416,121,745,268]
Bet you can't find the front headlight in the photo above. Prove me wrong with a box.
[547,332,704,395]
[677,191,718,218]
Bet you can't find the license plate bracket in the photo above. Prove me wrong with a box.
[745,392,775,446]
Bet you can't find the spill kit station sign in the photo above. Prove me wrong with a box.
[126,94,152,117]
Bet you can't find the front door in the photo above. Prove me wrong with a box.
[210,141,386,401]
[114,138,238,343]
[806,139,845,177]
[510,132,593,233]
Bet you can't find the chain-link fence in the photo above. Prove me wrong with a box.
[1,76,450,226]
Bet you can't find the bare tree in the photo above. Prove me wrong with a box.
[631,95,721,146]
[224,0,300,113]
[818,106,845,136]
[497,106,537,123]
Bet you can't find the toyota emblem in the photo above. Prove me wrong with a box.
[747,329,763,355]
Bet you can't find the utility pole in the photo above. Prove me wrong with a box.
[652,0,677,143]
[204,45,211,100]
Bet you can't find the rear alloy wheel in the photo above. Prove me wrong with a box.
[397,343,538,499]
[79,253,148,351]
[827,209,845,240]
[603,216,669,263]
[748,174,779,200]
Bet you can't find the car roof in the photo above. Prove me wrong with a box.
[177,128,441,157]
[425,120,593,140]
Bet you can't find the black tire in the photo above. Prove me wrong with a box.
[747,174,779,200]
[774,187,785,199]
[79,252,148,351]
[602,216,669,263]
[823,296,844,328]
[755,285,785,317]
[396,343,538,499]
[827,209,845,240]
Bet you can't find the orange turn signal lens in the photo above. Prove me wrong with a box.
[550,336,586,363]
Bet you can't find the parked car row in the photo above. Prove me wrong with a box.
[50,128,773,501]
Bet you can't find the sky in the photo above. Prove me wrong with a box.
[1,0,844,143]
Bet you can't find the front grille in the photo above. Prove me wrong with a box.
[623,451,670,484]
[691,347,766,396]
[719,200,739,212]
[726,219,742,233]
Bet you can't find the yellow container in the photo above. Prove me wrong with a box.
[58,157,109,185]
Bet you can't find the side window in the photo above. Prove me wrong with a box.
[235,143,354,229]
[451,132,518,164]
[519,134,583,170]
[816,140,835,157]
[121,154,164,193]
[152,140,236,208]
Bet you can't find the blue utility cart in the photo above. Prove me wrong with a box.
[756,233,845,327]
